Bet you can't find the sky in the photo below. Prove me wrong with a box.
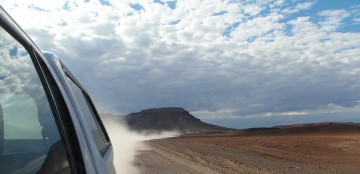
[2,0,360,128]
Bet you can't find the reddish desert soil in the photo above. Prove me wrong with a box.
[135,131,360,174]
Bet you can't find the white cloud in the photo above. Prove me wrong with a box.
[317,9,350,31]
[282,1,315,14]
[191,109,238,119]
[2,0,360,127]
[196,104,360,120]
[243,4,264,16]
[231,12,284,41]
[353,18,360,23]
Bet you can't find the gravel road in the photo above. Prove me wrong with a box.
[135,133,360,174]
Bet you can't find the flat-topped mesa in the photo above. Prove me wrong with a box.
[125,107,231,134]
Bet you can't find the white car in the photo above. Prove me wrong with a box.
[0,6,116,174]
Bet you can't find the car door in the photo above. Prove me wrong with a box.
[0,6,85,174]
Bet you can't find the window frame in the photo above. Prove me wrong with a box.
[62,64,111,156]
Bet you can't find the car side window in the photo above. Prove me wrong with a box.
[0,27,70,173]
[66,75,109,154]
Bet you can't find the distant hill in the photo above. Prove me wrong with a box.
[124,107,232,133]
[237,122,360,136]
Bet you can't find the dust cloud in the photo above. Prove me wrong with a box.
[101,114,179,174]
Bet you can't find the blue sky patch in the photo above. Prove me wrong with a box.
[28,4,47,12]
[154,0,165,5]
[340,19,360,33]
[169,19,180,25]
[283,23,294,36]
[222,22,240,37]
[130,3,144,11]
[126,12,134,16]
[9,47,17,57]
[246,36,257,43]
[63,2,70,11]
[212,11,227,16]
[167,1,177,9]
[58,20,68,26]
[154,0,177,10]
[98,0,111,6]
[310,0,358,12]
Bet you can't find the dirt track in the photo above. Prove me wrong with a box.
[135,132,360,174]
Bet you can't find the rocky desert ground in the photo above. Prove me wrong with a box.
[135,130,360,174]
